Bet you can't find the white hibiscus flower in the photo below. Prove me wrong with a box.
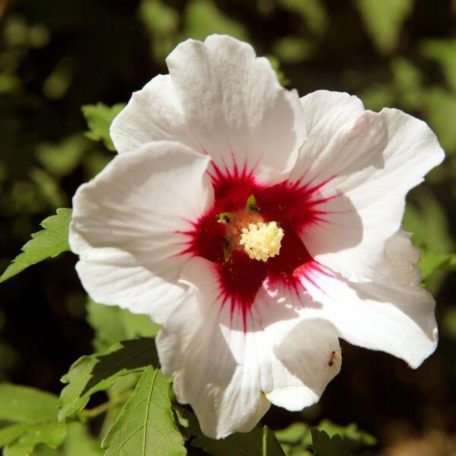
[70,35,444,438]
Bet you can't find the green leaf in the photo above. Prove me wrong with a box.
[391,58,424,109]
[185,0,247,41]
[0,384,58,423]
[58,338,158,421]
[403,189,453,254]
[278,0,327,35]
[87,299,159,352]
[419,252,455,279]
[0,424,35,447]
[63,422,102,456]
[310,429,352,456]
[30,168,66,209]
[316,420,377,448]
[139,0,179,60]
[102,366,185,456]
[188,408,285,456]
[420,39,456,92]
[266,55,290,87]
[275,423,309,445]
[273,37,314,64]
[3,423,66,456]
[263,428,287,456]
[425,89,456,152]
[81,103,125,151]
[0,208,72,283]
[356,0,413,53]
[36,134,89,177]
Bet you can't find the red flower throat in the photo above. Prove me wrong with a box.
[181,163,332,324]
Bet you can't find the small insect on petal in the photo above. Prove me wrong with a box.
[328,350,337,367]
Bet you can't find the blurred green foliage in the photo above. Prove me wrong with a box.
[0,0,455,454]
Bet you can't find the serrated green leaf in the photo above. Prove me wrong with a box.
[81,103,125,151]
[317,420,377,448]
[58,338,158,421]
[87,299,159,352]
[0,208,71,283]
[102,366,185,456]
[3,423,66,456]
[188,408,285,456]
[0,384,58,423]
[310,429,352,456]
[356,0,413,53]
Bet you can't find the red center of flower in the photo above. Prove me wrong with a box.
[182,164,330,323]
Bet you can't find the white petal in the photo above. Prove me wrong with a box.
[110,75,192,154]
[298,264,437,368]
[265,320,341,410]
[166,35,306,183]
[291,91,374,184]
[157,257,270,438]
[376,230,422,286]
[70,141,213,324]
[294,95,444,282]
[157,257,341,438]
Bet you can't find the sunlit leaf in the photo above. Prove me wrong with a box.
[185,0,247,41]
[404,189,453,254]
[317,420,377,447]
[356,0,413,53]
[81,103,125,151]
[3,423,66,456]
[87,299,159,352]
[0,208,71,283]
[58,338,158,421]
[139,0,179,60]
[102,366,185,456]
[0,424,36,447]
[419,252,455,280]
[63,422,102,456]
[273,37,314,63]
[0,384,58,423]
[361,84,395,112]
[276,420,376,455]
[425,89,456,152]
[36,134,89,177]
[275,423,309,445]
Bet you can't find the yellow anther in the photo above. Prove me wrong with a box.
[239,221,284,262]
